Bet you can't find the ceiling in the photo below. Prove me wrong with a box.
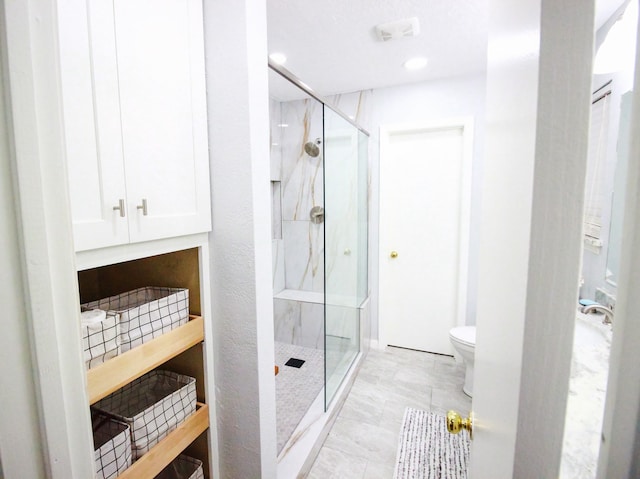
[267,0,626,100]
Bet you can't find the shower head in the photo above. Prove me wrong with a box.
[304,138,322,158]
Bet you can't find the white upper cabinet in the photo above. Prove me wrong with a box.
[58,0,211,252]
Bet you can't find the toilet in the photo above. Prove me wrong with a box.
[449,326,476,397]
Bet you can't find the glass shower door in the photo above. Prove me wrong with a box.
[323,107,368,407]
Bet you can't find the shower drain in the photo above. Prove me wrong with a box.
[285,358,305,368]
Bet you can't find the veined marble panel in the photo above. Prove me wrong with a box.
[283,220,324,292]
[326,90,373,132]
[272,239,285,295]
[274,298,324,349]
[271,181,282,240]
[270,98,282,181]
[280,98,324,221]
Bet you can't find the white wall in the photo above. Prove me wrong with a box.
[204,2,277,478]
[2,2,96,476]
[330,74,487,340]
[0,34,46,478]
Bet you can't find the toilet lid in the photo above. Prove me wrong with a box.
[449,326,476,346]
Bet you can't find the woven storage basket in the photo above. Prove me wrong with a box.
[82,287,189,352]
[156,454,205,479]
[92,370,196,459]
[92,413,132,479]
[81,309,120,369]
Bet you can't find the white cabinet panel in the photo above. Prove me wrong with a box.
[59,0,211,251]
[114,0,211,242]
[58,0,128,251]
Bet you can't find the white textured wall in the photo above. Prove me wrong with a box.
[0,38,46,478]
[2,1,96,477]
[204,1,277,477]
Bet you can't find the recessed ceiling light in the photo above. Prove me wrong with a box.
[269,52,287,65]
[404,57,428,71]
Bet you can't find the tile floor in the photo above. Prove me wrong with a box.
[307,346,472,478]
[275,342,324,454]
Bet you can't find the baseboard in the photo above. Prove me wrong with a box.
[369,339,386,351]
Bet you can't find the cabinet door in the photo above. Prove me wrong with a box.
[58,0,129,251]
[113,0,212,243]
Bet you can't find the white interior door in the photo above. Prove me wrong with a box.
[468,1,612,478]
[379,121,471,355]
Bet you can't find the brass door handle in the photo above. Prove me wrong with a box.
[390,251,398,258]
[447,410,473,440]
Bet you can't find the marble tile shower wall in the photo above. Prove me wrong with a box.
[270,90,373,349]
[271,98,286,295]
[274,298,324,349]
[271,96,324,348]
[280,98,324,292]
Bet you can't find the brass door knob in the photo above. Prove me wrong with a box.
[447,410,473,440]
[390,251,398,258]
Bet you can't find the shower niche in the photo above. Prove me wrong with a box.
[269,64,369,459]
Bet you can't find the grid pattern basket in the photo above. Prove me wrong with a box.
[92,413,132,479]
[82,287,189,352]
[92,370,196,460]
[156,454,205,479]
[82,310,120,369]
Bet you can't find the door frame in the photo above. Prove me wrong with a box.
[378,118,474,350]
[2,1,95,476]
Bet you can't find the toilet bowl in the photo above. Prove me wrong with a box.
[449,326,476,397]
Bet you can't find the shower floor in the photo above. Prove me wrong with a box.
[275,341,324,454]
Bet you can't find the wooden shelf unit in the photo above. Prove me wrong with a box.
[116,403,209,479]
[87,315,209,478]
[80,248,212,477]
[87,315,205,404]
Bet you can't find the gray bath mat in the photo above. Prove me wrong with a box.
[394,408,470,479]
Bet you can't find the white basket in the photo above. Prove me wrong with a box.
[92,413,132,479]
[156,455,205,479]
[92,370,196,460]
[82,287,189,352]
[81,309,120,369]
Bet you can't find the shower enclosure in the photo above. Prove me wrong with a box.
[269,64,369,455]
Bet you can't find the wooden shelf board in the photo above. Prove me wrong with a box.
[87,315,204,404]
[117,402,209,479]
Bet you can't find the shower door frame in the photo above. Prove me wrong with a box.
[269,61,371,413]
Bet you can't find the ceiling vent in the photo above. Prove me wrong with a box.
[375,17,420,42]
